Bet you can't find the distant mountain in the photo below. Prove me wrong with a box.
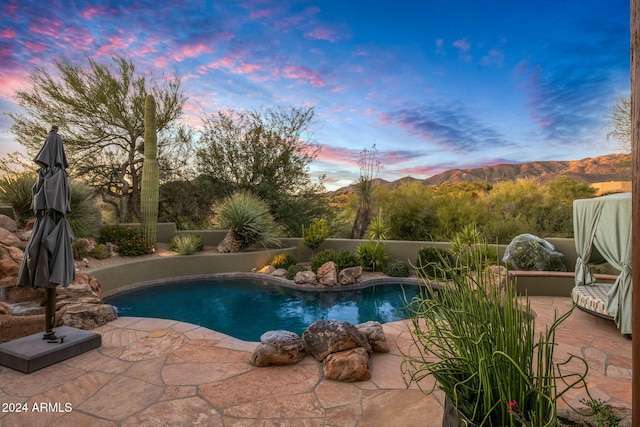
[332,154,631,194]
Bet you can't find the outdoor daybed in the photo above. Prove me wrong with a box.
[571,192,632,335]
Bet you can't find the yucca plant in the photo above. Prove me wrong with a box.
[170,233,204,255]
[356,241,389,272]
[68,181,101,238]
[216,191,281,253]
[366,209,390,244]
[402,233,588,426]
[0,172,36,227]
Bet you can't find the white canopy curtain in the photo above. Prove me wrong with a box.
[573,192,632,335]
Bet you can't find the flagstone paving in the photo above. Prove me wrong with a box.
[0,296,631,427]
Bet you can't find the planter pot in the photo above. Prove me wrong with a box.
[442,397,479,427]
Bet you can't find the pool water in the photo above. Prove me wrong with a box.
[104,277,422,341]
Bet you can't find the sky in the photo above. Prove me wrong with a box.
[0,0,630,190]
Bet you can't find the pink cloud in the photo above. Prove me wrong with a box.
[96,34,135,57]
[154,56,169,68]
[172,43,215,62]
[79,6,109,19]
[0,70,31,101]
[317,144,360,165]
[23,41,46,53]
[453,38,472,61]
[282,65,325,86]
[29,18,63,38]
[305,26,338,42]
[0,29,16,38]
[453,39,470,51]
[482,49,505,67]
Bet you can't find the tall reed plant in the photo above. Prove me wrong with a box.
[402,238,587,426]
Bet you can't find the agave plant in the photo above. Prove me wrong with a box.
[216,191,281,252]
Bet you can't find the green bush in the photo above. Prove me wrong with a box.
[217,191,280,251]
[270,252,297,269]
[302,218,329,251]
[68,181,101,238]
[384,260,411,277]
[335,249,360,270]
[170,233,204,255]
[415,246,454,280]
[96,225,152,257]
[286,263,308,280]
[310,249,337,272]
[90,243,110,260]
[356,242,389,272]
[72,238,90,260]
[0,172,35,227]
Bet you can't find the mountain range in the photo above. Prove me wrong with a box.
[332,153,631,194]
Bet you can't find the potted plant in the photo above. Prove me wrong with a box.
[401,232,587,426]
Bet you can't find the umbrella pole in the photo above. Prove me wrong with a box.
[43,287,58,341]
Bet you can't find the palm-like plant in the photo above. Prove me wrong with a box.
[0,172,35,227]
[216,191,281,252]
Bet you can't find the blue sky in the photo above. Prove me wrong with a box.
[0,0,630,190]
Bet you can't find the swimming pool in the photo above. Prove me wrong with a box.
[104,277,422,341]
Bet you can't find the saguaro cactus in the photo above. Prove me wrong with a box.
[141,94,159,248]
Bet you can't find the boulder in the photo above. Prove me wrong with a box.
[258,265,275,274]
[60,304,117,330]
[502,234,566,271]
[0,228,24,250]
[294,270,316,284]
[0,257,19,279]
[302,319,372,361]
[355,321,389,353]
[0,301,13,315]
[249,330,306,367]
[0,215,17,232]
[317,261,338,286]
[322,347,371,382]
[338,266,362,285]
[271,268,287,278]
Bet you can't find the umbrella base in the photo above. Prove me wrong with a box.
[0,326,101,373]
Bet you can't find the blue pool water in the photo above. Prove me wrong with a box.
[104,277,422,341]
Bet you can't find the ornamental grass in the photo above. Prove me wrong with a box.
[401,236,588,426]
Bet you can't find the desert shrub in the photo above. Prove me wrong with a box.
[335,249,360,270]
[90,243,110,260]
[415,246,454,280]
[0,172,35,227]
[286,263,308,280]
[310,249,337,272]
[384,260,411,277]
[68,181,101,238]
[170,233,204,255]
[96,225,152,257]
[72,238,90,260]
[271,252,297,269]
[357,242,389,272]
[302,218,329,251]
[216,191,280,251]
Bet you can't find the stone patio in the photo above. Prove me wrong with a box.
[0,296,632,427]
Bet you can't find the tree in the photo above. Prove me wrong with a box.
[350,145,380,239]
[6,56,189,223]
[607,96,631,153]
[196,106,325,235]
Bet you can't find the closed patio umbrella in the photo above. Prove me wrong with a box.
[17,125,75,341]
